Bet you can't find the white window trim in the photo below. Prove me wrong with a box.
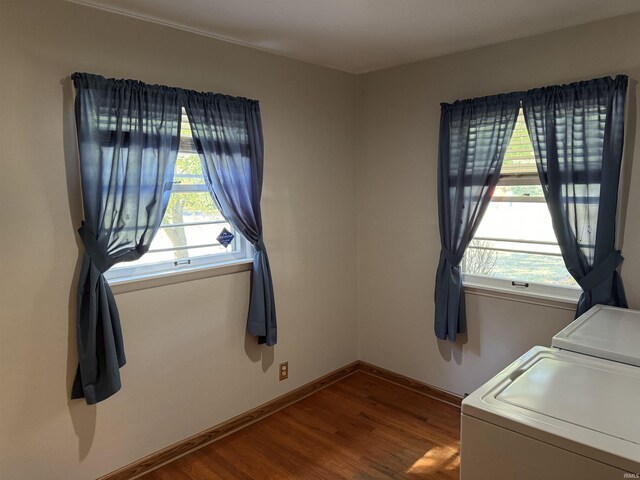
[105,231,255,293]
[105,233,252,280]
[463,273,580,311]
[107,257,254,295]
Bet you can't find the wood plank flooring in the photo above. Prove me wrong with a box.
[142,372,461,479]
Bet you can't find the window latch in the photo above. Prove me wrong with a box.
[174,259,191,266]
[511,281,529,288]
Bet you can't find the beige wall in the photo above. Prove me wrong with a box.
[356,13,640,396]
[0,1,357,479]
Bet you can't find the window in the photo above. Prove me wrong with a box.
[461,108,579,298]
[105,110,252,283]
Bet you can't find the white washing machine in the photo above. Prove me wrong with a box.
[460,305,640,479]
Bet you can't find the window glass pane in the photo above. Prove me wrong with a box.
[463,249,576,287]
[162,191,224,225]
[500,109,537,175]
[463,108,579,289]
[180,109,192,139]
[474,201,557,243]
[173,153,206,185]
[110,187,238,269]
[156,221,229,251]
[470,238,561,255]
[494,184,543,199]
[124,222,238,267]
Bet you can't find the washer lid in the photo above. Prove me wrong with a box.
[462,347,640,473]
[552,305,640,366]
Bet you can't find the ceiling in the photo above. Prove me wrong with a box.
[70,0,640,74]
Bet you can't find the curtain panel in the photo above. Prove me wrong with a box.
[435,95,520,341]
[522,75,629,316]
[71,73,181,404]
[72,73,275,402]
[183,93,276,345]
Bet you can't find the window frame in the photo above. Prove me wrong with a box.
[461,111,580,304]
[462,273,581,309]
[104,110,254,287]
[104,234,253,285]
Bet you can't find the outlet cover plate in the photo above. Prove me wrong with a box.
[279,362,288,381]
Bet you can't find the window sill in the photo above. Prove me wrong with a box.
[108,259,253,295]
[463,280,580,311]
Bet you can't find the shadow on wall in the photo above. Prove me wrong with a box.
[244,333,275,372]
[435,294,484,364]
[437,333,466,366]
[61,76,97,461]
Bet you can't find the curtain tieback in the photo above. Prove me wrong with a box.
[576,250,623,292]
[441,248,461,267]
[78,222,116,274]
[254,237,265,252]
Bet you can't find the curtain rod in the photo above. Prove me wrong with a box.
[71,71,260,105]
[441,74,627,108]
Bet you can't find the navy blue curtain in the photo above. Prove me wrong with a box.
[71,73,181,404]
[184,93,277,346]
[435,95,520,340]
[522,75,629,316]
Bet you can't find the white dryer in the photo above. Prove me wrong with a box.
[460,305,640,479]
[552,305,640,366]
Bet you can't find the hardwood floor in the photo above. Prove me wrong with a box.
[142,372,461,479]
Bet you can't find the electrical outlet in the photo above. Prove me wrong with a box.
[279,362,288,381]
